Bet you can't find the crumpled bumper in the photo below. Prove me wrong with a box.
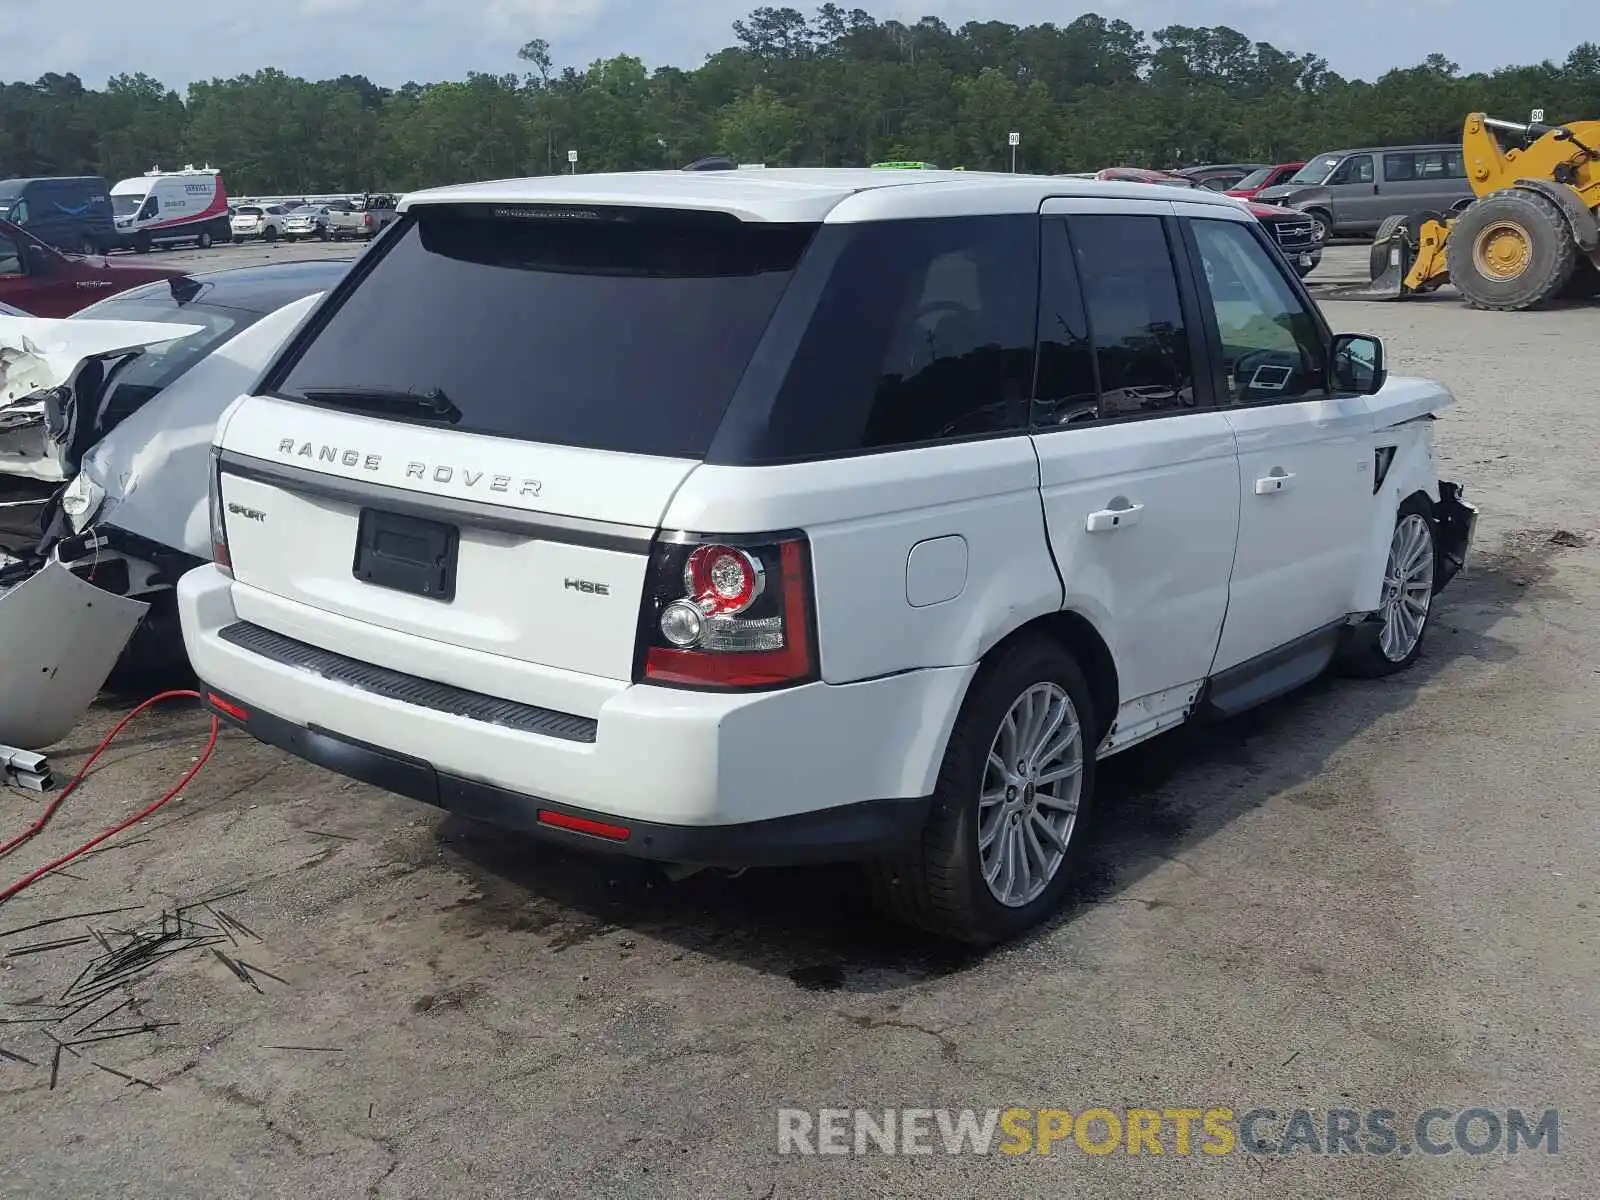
[1434,480,1478,593]
[0,559,147,750]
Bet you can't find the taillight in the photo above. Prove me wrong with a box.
[636,532,817,690]
[208,449,232,572]
[364,213,375,228]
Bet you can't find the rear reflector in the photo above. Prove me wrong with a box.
[207,692,249,721]
[537,809,631,842]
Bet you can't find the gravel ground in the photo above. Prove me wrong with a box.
[1,243,1597,1199]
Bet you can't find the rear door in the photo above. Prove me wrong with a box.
[1181,213,1375,672]
[218,205,815,682]
[1031,199,1241,730]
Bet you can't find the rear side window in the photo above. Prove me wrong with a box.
[1067,214,1196,419]
[272,208,813,459]
[731,215,1038,460]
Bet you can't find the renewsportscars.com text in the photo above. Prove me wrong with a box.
[777,1106,1561,1157]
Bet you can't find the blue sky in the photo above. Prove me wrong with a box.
[3,0,1590,91]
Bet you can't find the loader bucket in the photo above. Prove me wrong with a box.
[1335,234,1412,300]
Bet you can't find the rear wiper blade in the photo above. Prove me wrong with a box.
[298,386,462,424]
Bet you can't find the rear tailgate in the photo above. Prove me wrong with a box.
[216,201,814,685]
[219,398,692,681]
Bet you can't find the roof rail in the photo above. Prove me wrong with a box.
[682,156,738,172]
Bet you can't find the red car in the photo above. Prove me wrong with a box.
[0,218,188,317]
[1225,163,1306,201]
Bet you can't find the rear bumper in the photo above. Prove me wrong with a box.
[199,691,931,866]
[179,565,969,864]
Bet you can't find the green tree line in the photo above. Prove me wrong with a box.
[3,8,1598,195]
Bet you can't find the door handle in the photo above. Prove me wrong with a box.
[1086,502,1144,532]
[1255,470,1296,495]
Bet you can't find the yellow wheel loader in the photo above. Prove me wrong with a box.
[1361,112,1600,309]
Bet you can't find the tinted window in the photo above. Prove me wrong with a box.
[1068,214,1196,419]
[1383,152,1417,182]
[1190,218,1327,405]
[1032,220,1098,430]
[274,208,814,459]
[753,215,1037,457]
[71,293,263,426]
[1330,154,1374,185]
[1388,149,1465,180]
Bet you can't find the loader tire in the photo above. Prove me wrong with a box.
[1370,216,1409,281]
[1448,189,1576,311]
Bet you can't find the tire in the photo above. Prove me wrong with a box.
[318,227,330,241]
[196,230,213,249]
[1370,215,1408,281]
[77,236,98,256]
[263,226,278,244]
[867,636,1099,946]
[1339,496,1438,678]
[232,236,243,245]
[1307,208,1335,244]
[135,234,152,254]
[1446,188,1576,310]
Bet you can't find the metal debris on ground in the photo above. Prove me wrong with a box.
[0,888,282,1092]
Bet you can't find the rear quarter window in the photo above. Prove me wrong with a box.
[711,214,1039,462]
[271,207,815,460]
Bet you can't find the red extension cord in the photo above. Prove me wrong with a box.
[0,690,219,904]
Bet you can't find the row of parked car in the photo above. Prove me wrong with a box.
[1157,145,1478,244]
[227,195,400,244]
[2,163,1475,948]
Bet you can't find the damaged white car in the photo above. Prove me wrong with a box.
[1,259,348,750]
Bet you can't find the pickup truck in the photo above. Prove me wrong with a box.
[329,193,400,241]
[0,218,186,316]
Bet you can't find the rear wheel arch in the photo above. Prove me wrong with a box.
[973,610,1119,745]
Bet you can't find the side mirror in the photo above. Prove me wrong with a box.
[1331,333,1387,395]
[27,245,50,274]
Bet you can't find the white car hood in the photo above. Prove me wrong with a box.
[83,292,324,557]
[1368,374,1457,428]
[0,316,206,483]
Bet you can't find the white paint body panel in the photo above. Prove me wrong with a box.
[181,565,974,822]
[1032,412,1241,711]
[1213,394,1376,671]
[0,316,205,483]
[83,293,324,558]
[663,438,1060,684]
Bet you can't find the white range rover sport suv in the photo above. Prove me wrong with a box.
[180,168,1477,945]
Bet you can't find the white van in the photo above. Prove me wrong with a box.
[111,166,232,253]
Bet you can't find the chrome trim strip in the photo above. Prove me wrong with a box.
[218,449,656,555]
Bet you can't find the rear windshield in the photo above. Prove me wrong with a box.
[1233,167,1274,190]
[71,293,261,422]
[271,207,814,458]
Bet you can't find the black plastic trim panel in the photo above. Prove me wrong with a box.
[217,620,598,743]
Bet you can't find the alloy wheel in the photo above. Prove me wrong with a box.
[978,682,1084,907]
[1380,514,1435,662]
